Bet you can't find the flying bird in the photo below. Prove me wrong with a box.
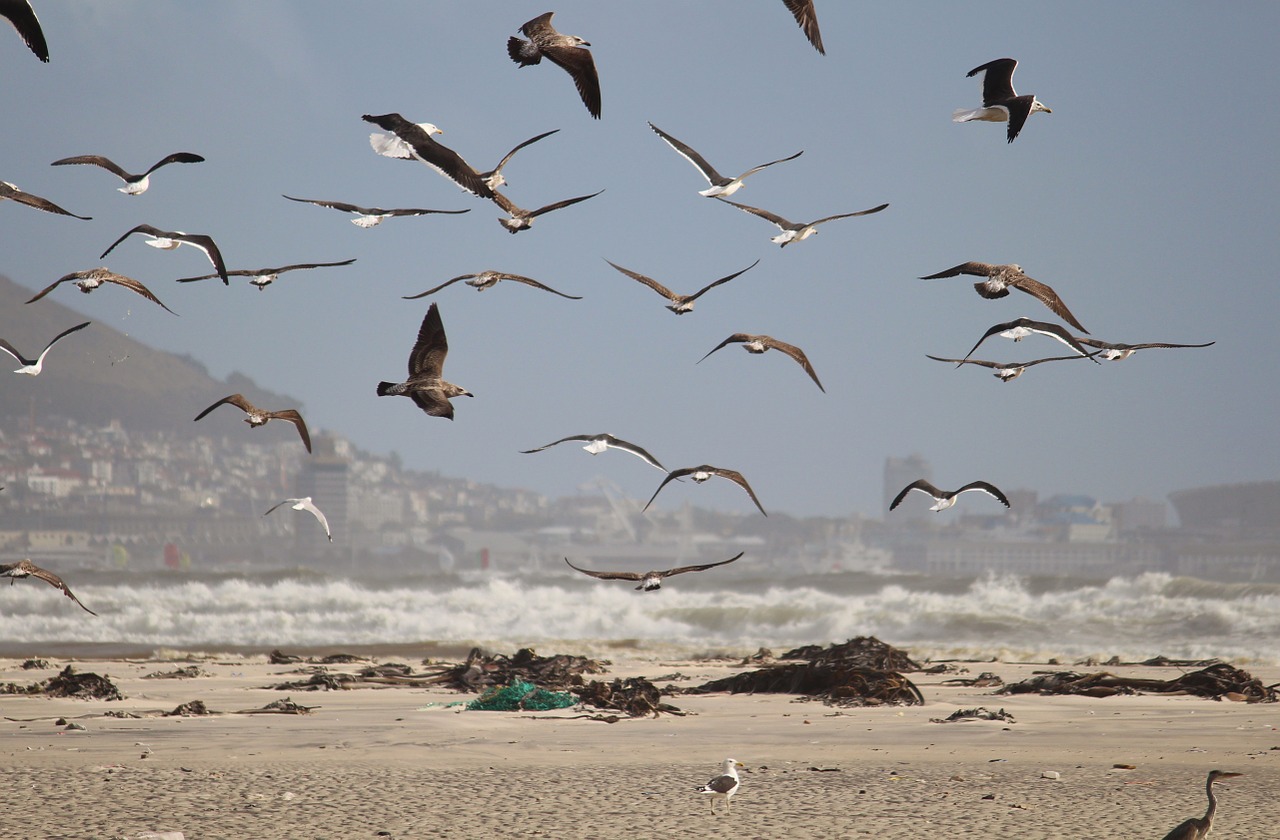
[1,181,90,219]
[281,194,470,228]
[696,759,745,814]
[373,128,560,191]
[99,224,228,284]
[361,113,495,198]
[193,394,312,453]
[490,187,603,233]
[647,122,802,198]
[925,353,1097,382]
[2,0,47,62]
[715,196,887,247]
[264,497,332,542]
[520,433,666,472]
[605,258,757,314]
[50,152,204,195]
[176,258,356,290]
[961,317,1098,365]
[782,1,825,54]
[0,321,89,375]
[1075,336,1216,362]
[953,57,1052,143]
[1159,770,1243,840]
[645,465,767,516]
[564,552,743,592]
[890,479,1010,512]
[918,261,1088,333]
[25,268,176,314]
[698,333,824,392]
[1,559,96,615]
[377,303,472,419]
[403,270,581,300]
[507,12,601,119]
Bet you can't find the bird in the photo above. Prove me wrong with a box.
[0,321,90,375]
[696,758,745,814]
[889,479,1011,512]
[176,258,357,290]
[961,317,1098,365]
[1,0,47,62]
[698,333,825,392]
[373,128,560,191]
[520,433,667,472]
[605,258,758,314]
[263,497,332,542]
[1075,336,1216,362]
[953,57,1052,143]
[360,113,495,199]
[1,559,96,615]
[402,270,581,300]
[507,12,601,119]
[782,0,824,54]
[377,303,472,420]
[565,552,743,592]
[647,122,802,198]
[1,181,90,219]
[645,466,766,516]
[50,152,204,195]
[490,187,603,233]
[918,261,1088,333]
[99,224,228,284]
[1159,770,1243,840]
[925,353,1097,381]
[715,196,888,247]
[281,194,470,228]
[25,268,177,314]
[193,394,312,453]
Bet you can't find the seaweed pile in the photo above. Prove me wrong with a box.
[780,636,922,672]
[0,665,123,700]
[426,647,608,692]
[575,677,684,718]
[999,663,1278,702]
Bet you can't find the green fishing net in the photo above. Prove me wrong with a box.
[465,679,577,712]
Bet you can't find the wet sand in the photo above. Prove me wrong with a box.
[2,653,1276,839]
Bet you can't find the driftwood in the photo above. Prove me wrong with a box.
[0,666,123,701]
[780,636,922,672]
[675,663,924,707]
[999,664,1277,702]
[574,677,684,718]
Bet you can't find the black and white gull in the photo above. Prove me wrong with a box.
[176,258,356,290]
[953,58,1052,143]
[564,552,742,592]
[890,480,1011,512]
[716,196,887,247]
[961,317,1098,365]
[373,128,560,191]
[925,353,1097,382]
[2,0,47,62]
[645,465,767,517]
[282,194,470,228]
[99,224,229,284]
[0,321,89,376]
[521,433,666,472]
[361,113,495,199]
[51,152,204,195]
[647,122,802,198]
[1075,336,1216,362]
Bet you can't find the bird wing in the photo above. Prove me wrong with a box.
[564,557,642,581]
[409,389,456,419]
[519,11,558,40]
[270,409,312,453]
[385,207,471,217]
[809,203,889,226]
[890,479,945,510]
[919,261,995,280]
[28,565,97,615]
[1003,95,1034,143]
[282,194,366,214]
[604,260,678,300]
[143,152,205,175]
[257,259,357,274]
[296,499,332,540]
[926,354,999,369]
[1126,341,1216,351]
[763,337,825,392]
[23,273,74,304]
[489,129,559,176]
[1008,275,1088,333]
[408,304,448,378]
[173,233,229,284]
[0,338,30,365]
[401,274,471,300]
[782,0,825,54]
[50,154,131,179]
[98,224,163,259]
[3,0,48,61]
[647,122,725,184]
[697,334,750,364]
[966,57,1019,106]
[360,114,493,198]
[526,189,604,219]
[600,435,666,472]
[500,273,582,299]
[107,273,178,315]
[736,149,805,181]
[709,468,767,516]
[194,393,255,422]
[540,44,601,119]
[714,197,791,228]
[685,259,760,302]
[703,774,739,794]
[955,481,1011,507]
[2,182,90,219]
[38,321,91,360]
[663,551,744,578]
[519,435,593,453]
[643,468,694,512]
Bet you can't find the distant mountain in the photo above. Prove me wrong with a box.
[0,274,303,439]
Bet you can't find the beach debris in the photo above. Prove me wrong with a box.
[165,700,214,716]
[429,647,609,693]
[675,662,924,707]
[941,672,1004,687]
[1041,770,1061,780]
[234,697,317,715]
[999,664,1278,702]
[268,649,303,664]
[466,679,577,712]
[930,707,1016,723]
[740,647,775,665]
[21,658,49,670]
[359,662,413,678]
[575,676,685,718]
[780,636,922,672]
[134,832,185,840]
[269,671,360,691]
[64,721,87,730]
[144,665,205,680]
[0,665,123,700]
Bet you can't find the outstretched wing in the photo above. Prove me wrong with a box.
[564,557,643,582]
[663,551,744,578]
[782,0,825,54]
[890,479,944,510]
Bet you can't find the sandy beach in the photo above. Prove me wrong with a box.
[2,650,1276,839]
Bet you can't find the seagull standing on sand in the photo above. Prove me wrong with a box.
[263,497,332,542]
[645,466,767,516]
[1,181,90,219]
[782,1,824,54]
[715,196,887,247]
[696,759,745,814]
[99,224,229,284]
[605,258,758,314]
[176,258,357,290]
[26,268,177,314]
[1,0,48,62]
[0,321,90,375]
[361,113,495,199]
[282,194,470,228]
[961,317,1097,364]
[699,333,825,392]
[918,261,1088,333]
[925,353,1096,382]
[1076,336,1216,362]
[490,188,603,233]
[647,122,802,198]
[890,479,1011,512]
[1,559,96,615]
[565,552,742,592]
[403,271,581,300]
[521,433,667,472]
[193,394,312,453]
[377,303,472,419]
[953,57,1052,143]
[507,12,601,119]
[50,152,204,195]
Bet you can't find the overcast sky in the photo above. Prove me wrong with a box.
[2,2,1277,519]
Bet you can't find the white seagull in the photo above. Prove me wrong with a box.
[926,353,1097,381]
[953,57,1052,144]
[1,181,90,219]
[51,152,204,195]
[645,465,767,517]
[176,258,356,290]
[361,113,495,199]
[263,497,332,542]
[2,0,47,62]
[99,224,229,284]
[698,333,825,392]
[521,433,667,472]
[0,321,90,375]
[507,12,601,119]
[25,267,176,314]
[890,479,1011,512]
[606,258,758,314]
[403,270,581,301]
[715,196,887,247]
[282,194,470,228]
[565,552,742,592]
[961,317,1098,365]
[373,128,560,191]
[647,122,802,198]
[696,759,745,814]
[918,261,1088,333]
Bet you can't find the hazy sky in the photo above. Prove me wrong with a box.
[2,2,1277,519]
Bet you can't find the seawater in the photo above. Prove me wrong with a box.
[1,569,1277,664]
